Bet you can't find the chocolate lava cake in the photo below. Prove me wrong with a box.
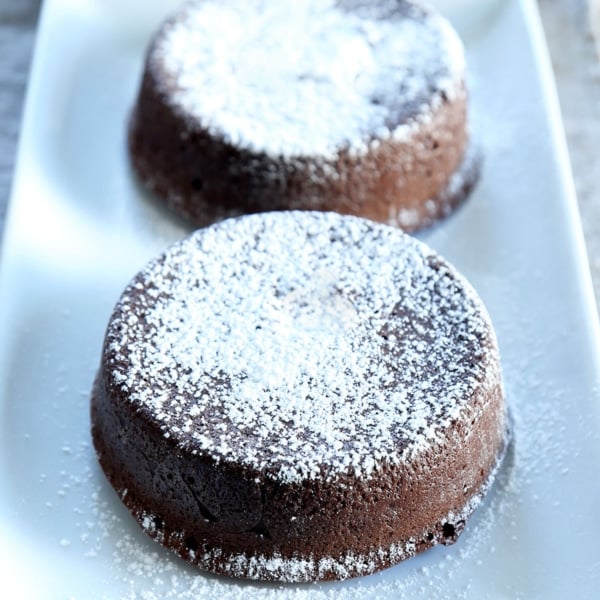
[128,0,480,231]
[91,211,510,582]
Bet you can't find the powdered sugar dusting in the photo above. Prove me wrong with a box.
[156,0,465,156]
[105,212,500,484]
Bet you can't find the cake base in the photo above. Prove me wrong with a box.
[92,405,510,582]
[129,125,481,234]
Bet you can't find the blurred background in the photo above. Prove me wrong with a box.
[1,0,599,304]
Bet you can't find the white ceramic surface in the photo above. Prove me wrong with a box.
[1,1,600,598]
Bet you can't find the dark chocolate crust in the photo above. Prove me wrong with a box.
[92,377,509,581]
[127,0,480,232]
[91,212,509,582]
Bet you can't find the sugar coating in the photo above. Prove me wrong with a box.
[105,212,500,484]
[155,0,465,156]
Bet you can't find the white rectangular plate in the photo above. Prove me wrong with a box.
[2,1,600,598]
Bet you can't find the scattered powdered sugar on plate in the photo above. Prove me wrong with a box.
[105,211,499,484]
[37,371,524,599]
[54,358,566,600]
[53,350,572,599]
[59,443,514,599]
[155,0,465,156]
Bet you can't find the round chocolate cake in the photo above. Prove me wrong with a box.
[91,211,509,582]
[128,0,480,232]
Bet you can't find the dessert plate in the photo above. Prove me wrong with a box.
[1,0,600,598]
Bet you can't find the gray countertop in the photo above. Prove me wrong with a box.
[0,0,40,235]
[1,0,599,309]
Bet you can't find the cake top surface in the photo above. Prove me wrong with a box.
[152,0,465,157]
[105,212,500,483]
